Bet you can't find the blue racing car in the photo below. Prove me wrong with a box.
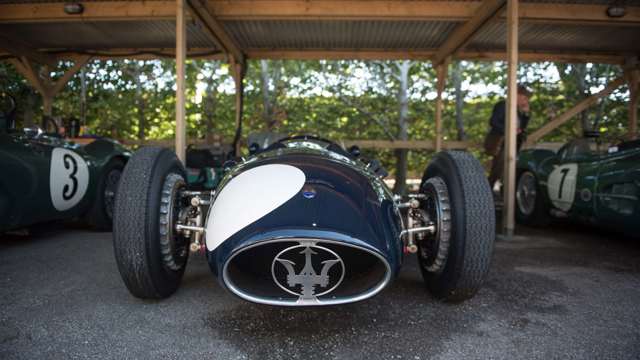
[113,135,495,305]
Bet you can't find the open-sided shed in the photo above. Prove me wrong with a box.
[1,0,639,234]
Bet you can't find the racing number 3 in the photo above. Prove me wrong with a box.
[62,154,78,200]
[50,148,89,211]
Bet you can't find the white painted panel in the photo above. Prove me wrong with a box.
[547,163,578,212]
[206,164,306,251]
[50,148,90,211]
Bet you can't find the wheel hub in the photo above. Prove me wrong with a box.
[159,173,188,271]
[417,176,451,274]
[103,168,122,221]
[516,172,537,216]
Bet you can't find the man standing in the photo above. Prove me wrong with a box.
[484,85,532,190]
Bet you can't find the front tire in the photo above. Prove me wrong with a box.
[113,147,189,299]
[515,170,550,226]
[87,157,125,231]
[418,151,495,302]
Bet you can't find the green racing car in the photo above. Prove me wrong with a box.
[0,94,131,232]
[515,133,639,237]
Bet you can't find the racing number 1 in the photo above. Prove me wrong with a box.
[62,154,78,200]
[557,168,570,199]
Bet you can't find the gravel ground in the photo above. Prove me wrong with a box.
[1,222,640,360]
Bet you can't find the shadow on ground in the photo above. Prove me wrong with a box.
[1,221,639,359]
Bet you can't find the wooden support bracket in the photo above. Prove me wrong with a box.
[525,76,626,145]
[432,0,506,66]
[8,55,89,116]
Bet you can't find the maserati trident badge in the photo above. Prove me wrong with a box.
[272,242,345,303]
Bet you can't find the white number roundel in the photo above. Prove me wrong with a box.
[547,163,578,212]
[50,148,89,211]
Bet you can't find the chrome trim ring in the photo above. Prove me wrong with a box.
[516,171,537,216]
[222,238,392,306]
[419,176,451,274]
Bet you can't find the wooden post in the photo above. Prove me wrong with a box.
[42,95,53,117]
[503,0,518,237]
[231,60,246,156]
[175,0,187,163]
[435,62,448,152]
[628,69,639,140]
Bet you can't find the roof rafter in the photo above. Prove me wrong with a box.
[1,48,627,65]
[432,0,506,66]
[0,1,638,26]
[0,35,57,67]
[185,0,244,64]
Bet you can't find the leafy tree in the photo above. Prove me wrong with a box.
[0,58,632,185]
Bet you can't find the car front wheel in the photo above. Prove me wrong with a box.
[515,170,550,226]
[113,147,189,299]
[417,151,495,302]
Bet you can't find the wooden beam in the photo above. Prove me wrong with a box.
[118,138,475,150]
[461,51,628,65]
[433,0,506,66]
[10,55,91,117]
[434,63,448,152]
[517,4,640,26]
[176,0,187,163]
[50,55,90,96]
[628,69,639,140]
[16,48,226,61]
[186,0,244,63]
[243,49,627,64]
[344,140,472,150]
[0,36,57,67]
[2,48,627,65]
[211,2,640,25]
[525,77,626,145]
[0,1,176,23]
[503,0,518,236]
[1,2,638,26]
[9,57,49,97]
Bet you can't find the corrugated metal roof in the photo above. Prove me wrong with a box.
[224,20,459,50]
[0,20,214,50]
[469,21,640,54]
[0,1,638,60]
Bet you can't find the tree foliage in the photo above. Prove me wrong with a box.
[0,59,632,179]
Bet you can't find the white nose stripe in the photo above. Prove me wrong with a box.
[205,164,306,251]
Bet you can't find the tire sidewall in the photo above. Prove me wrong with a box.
[89,157,125,230]
[420,153,468,297]
[143,150,188,295]
[418,151,495,302]
[113,147,188,299]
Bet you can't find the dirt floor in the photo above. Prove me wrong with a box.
[1,221,639,360]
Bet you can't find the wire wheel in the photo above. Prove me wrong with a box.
[159,173,189,271]
[516,171,537,217]
[417,176,452,274]
[103,168,122,221]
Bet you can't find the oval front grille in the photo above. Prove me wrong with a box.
[222,238,391,306]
